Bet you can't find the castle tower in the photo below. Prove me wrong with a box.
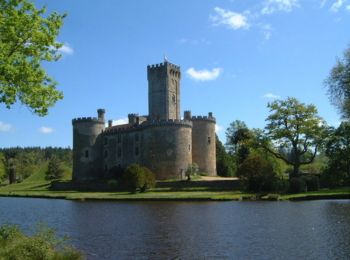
[191,112,217,176]
[72,109,106,181]
[147,61,181,120]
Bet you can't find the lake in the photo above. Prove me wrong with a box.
[0,198,349,259]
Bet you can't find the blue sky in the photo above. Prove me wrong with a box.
[1,0,349,147]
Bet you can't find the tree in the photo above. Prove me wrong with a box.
[45,157,64,180]
[216,135,235,177]
[236,155,277,192]
[322,121,350,187]
[325,45,350,119]
[262,97,326,177]
[225,120,250,154]
[0,0,66,116]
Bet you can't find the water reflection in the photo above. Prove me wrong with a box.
[0,198,349,259]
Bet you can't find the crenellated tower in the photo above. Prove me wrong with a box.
[147,61,181,121]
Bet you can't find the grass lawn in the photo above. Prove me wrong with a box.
[0,169,349,201]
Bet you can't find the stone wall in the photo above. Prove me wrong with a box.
[191,116,217,176]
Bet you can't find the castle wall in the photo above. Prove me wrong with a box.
[141,121,192,180]
[191,115,217,176]
[72,117,105,181]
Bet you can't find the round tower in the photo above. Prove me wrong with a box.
[191,113,217,176]
[142,120,192,180]
[72,109,106,181]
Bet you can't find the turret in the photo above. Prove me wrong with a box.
[72,109,106,181]
[147,61,181,121]
[191,112,217,176]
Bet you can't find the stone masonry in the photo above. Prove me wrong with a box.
[72,61,216,181]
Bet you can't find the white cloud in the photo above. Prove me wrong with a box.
[260,24,273,40]
[0,121,12,132]
[186,67,222,81]
[112,118,129,126]
[39,126,54,134]
[215,124,224,133]
[210,7,250,30]
[330,0,344,12]
[263,93,281,99]
[58,43,74,55]
[261,0,299,15]
[347,4,350,10]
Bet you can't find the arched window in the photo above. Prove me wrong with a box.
[85,150,89,158]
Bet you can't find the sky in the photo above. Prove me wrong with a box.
[0,0,350,147]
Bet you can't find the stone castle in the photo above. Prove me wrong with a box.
[72,61,216,181]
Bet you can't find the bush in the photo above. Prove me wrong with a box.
[45,157,64,180]
[303,175,320,191]
[289,177,307,193]
[107,179,118,190]
[0,224,82,260]
[121,164,156,192]
[236,155,277,192]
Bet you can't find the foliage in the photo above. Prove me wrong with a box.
[225,120,252,155]
[289,177,307,193]
[322,121,350,187]
[236,155,278,192]
[325,45,350,119]
[216,135,236,177]
[261,97,326,177]
[45,157,64,180]
[0,224,82,260]
[0,0,66,116]
[107,179,118,190]
[186,163,199,180]
[121,164,155,192]
[0,147,72,183]
[142,166,156,192]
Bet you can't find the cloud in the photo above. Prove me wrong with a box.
[0,121,12,132]
[58,43,74,55]
[186,67,222,81]
[112,118,129,126]
[347,4,350,10]
[260,23,273,40]
[261,0,299,15]
[263,93,281,99]
[39,126,54,134]
[210,7,250,30]
[215,124,224,133]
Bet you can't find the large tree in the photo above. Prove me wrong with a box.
[262,97,326,177]
[325,45,350,119]
[0,0,65,116]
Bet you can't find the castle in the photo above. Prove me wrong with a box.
[72,61,216,181]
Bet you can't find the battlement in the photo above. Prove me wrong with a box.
[191,115,216,123]
[72,117,104,124]
[143,119,192,128]
[147,61,180,71]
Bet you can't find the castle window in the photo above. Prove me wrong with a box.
[117,148,121,158]
[208,136,211,144]
[104,137,108,145]
[104,150,108,158]
[85,150,89,158]
[135,147,139,156]
[188,144,191,151]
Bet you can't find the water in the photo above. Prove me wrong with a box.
[0,198,349,259]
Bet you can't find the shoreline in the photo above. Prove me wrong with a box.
[0,190,349,202]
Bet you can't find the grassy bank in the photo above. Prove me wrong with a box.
[0,170,349,201]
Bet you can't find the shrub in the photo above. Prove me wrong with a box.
[120,164,155,192]
[141,167,156,192]
[107,179,118,190]
[289,177,307,193]
[236,155,277,192]
[303,175,320,191]
[0,224,82,260]
[45,157,64,180]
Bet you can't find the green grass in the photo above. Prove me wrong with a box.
[0,171,349,201]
